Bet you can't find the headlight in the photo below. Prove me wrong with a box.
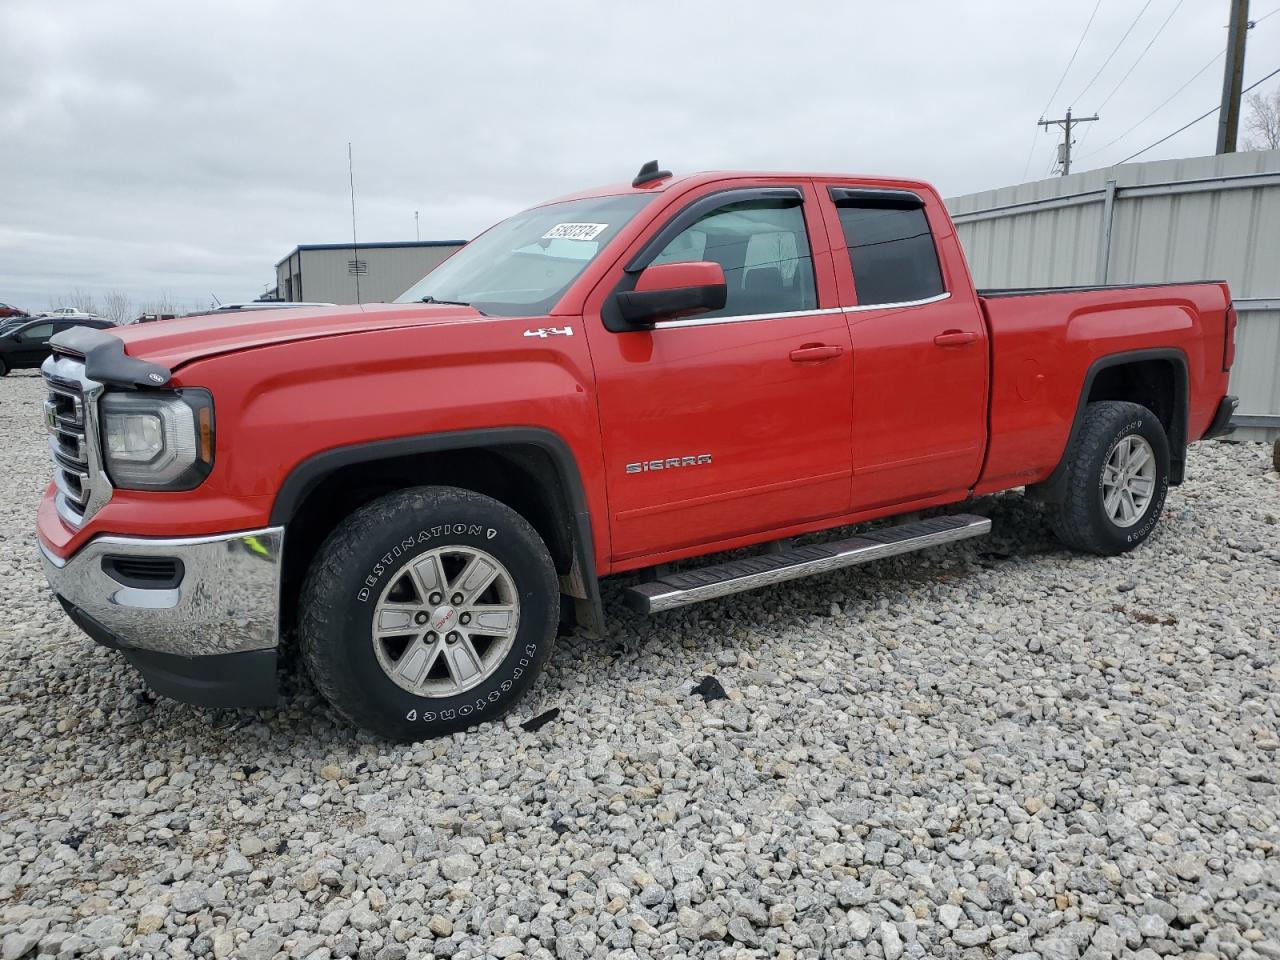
[100,389,214,489]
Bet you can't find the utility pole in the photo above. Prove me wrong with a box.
[1216,0,1251,153]
[414,210,420,241]
[1039,107,1099,176]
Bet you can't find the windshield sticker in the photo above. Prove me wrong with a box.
[542,222,608,241]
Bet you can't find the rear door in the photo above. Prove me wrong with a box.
[816,185,988,510]
[584,182,854,562]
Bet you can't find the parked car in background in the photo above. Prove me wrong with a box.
[0,302,29,319]
[41,307,104,322]
[132,313,178,324]
[0,316,114,376]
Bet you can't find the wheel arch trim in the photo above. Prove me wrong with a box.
[269,427,603,630]
[1031,347,1189,503]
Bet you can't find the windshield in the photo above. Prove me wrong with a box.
[396,193,654,316]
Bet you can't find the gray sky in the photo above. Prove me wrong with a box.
[1,0,1277,311]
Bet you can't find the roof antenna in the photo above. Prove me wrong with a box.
[632,160,672,188]
[348,142,361,305]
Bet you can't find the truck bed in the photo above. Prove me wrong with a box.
[972,279,1233,496]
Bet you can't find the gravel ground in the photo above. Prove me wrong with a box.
[1,368,1278,960]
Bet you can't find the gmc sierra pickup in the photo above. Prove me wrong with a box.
[37,162,1238,740]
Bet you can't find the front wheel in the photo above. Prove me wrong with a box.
[300,486,559,740]
[1048,400,1170,556]
[0,358,8,376]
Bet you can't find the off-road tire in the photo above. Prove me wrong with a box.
[1048,400,1170,556]
[300,485,559,740]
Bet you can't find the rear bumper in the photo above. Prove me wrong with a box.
[1202,395,1238,440]
[40,527,284,708]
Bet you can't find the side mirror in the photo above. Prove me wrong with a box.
[614,261,727,327]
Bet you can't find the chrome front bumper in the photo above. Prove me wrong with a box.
[40,527,285,658]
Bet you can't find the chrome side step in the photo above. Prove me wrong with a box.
[625,513,991,614]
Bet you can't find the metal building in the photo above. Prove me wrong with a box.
[946,149,1280,440]
[274,240,465,306]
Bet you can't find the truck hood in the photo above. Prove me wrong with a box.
[113,302,487,371]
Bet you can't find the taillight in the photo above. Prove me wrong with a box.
[1224,304,1237,371]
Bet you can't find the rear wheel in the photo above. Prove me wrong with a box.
[1048,400,1170,556]
[300,486,559,740]
[0,358,8,376]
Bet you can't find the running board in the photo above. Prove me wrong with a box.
[625,514,991,614]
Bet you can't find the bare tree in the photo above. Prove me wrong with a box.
[139,290,182,317]
[1243,87,1280,151]
[102,290,134,324]
[43,289,206,320]
[48,288,102,316]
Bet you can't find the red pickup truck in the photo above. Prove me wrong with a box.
[37,162,1238,740]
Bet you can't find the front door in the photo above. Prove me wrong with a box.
[585,183,854,562]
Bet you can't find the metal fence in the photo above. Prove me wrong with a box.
[946,150,1280,440]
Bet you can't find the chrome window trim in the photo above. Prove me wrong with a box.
[653,307,844,330]
[844,291,951,312]
[650,291,951,329]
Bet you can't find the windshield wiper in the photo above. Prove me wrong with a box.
[414,295,487,316]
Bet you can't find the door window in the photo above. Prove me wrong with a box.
[834,202,944,306]
[649,198,816,319]
[19,323,52,340]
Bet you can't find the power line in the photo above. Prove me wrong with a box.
[1096,0,1186,112]
[1022,0,1105,181]
[1076,0,1187,154]
[1119,63,1280,162]
[1042,0,1106,116]
[1023,126,1058,184]
[1078,50,1223,159]
[1079,3,1280,162]
[1072,0,1157,105]
[1024,132,1055,185]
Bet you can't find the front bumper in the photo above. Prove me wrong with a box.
[40,527,284,707]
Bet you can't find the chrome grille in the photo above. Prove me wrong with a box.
[41,352,111,528]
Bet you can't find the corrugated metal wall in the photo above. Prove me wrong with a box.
[947,150,1280,440]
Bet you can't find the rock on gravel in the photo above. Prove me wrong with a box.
[0,368,1277,958]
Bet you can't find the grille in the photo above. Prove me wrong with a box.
[45,374,89,522]
[42,352,108,528]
